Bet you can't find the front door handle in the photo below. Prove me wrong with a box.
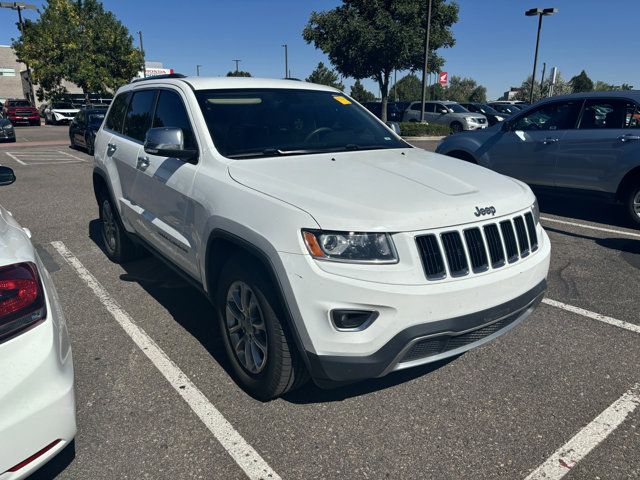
[542,137,559,145]
[618,134,640,142]
[107,142,117,156]
[136,156,150,171]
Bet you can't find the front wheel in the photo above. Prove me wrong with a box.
[450,122,463,134]
[625,183,640,227]
[216,260,308,400]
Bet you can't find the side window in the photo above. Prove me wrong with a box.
[410,102,421,112]
[624,103,640,129]
[104,92,130,133]
[152,90,197,149]
[123,90,156,142]
[579,99,630,129]
[423,103,434,113]
[513,101,581,131]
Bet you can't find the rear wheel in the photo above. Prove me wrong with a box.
[97,190,142,262]
[216,259,308,400]
[625,183,640,227]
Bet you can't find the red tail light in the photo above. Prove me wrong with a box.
[0,262,46,342]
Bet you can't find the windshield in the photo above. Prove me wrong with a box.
[195,89,408,158]
[447,103,469,113]
[53,102,74,109]
[10,100,31,107]
[478,104,499,115]
[88,113,105,125]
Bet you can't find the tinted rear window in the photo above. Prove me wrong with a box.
[123,90,156,142]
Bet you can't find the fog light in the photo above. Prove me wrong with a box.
[331,309,378,331]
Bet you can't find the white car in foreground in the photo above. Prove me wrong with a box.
[0,166,76,479]
[93,76,550,400]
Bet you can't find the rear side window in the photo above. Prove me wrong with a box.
[123,90,156,142]
[579,99,638,129]
[513,101,581,131]
[152,90,197,149]
[105,92,130,133]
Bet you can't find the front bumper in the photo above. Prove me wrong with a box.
[307,280,546,384]
[464,122,488,130]
[0,258,76,479]
[7,116,39,124]
[280,225,550,385]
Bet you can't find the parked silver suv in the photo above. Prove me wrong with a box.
[403,100,487,133]
[436,91,640,227]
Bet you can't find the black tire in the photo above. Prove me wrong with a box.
[216,259,308,400]
[450,122,463,134]
[97,190,142,263]
[624,183,640,227]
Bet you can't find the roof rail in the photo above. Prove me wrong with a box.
[132,73,186,83]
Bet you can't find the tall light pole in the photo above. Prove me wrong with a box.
[138,30,146,77]
[282,44,288,78]
[525,7,557,103]
[419,0,433,123]
[1,2,37,103]
[196,64,202,76]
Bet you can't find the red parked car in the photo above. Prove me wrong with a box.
[2,99,41,126]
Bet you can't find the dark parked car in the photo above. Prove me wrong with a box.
[488,103,523,116]
[0,113,16,142]
[69,108,105,155]
[437,91,640,227]
[2,99,40,126]
[364,101,411,122]
[459,103,507,126]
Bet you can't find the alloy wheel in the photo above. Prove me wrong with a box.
[225,281,268,374]
[634,190,640,219]
[101,199,117,254]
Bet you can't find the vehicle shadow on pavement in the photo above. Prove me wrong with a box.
[534,188,637,230]
[283,356,458,405]
[28,441,75,480]
[544,226,640,268]
[88,220,459,403]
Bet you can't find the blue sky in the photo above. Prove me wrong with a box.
[1,0,638,100]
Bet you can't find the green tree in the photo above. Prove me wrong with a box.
[226,70,252,77]
[349,79,375,103]
[13,0,143,103]
[391,74,422,101]
[306,62,345,90]
[303,0,458,121]
[570,70,594,93]
[515,72,572,101]
[445,76,486,103]
[594,81,633,91]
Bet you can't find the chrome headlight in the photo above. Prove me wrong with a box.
[495,115,505,122]
[302,230,398,264]
[466,117,478,124]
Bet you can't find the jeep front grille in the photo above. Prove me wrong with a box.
[416,210,539,281]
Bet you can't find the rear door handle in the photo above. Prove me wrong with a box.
[107,142,117,156]
[542,137,559,145]
[618,134,640,142]
[136,156,150,171]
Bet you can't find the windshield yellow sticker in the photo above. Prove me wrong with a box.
[333,95,352,105]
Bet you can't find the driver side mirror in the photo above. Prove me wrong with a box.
[385,121,401,135]
[439,109,448,114]
[144,127,198,163]
[0,166,16,186]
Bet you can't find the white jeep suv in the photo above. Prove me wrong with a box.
[93,75,550,400]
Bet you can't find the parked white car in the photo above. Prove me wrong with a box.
[0,166,76,479]
[93,75,550,400]
[44,102,79,125]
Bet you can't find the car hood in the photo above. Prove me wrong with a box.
[227,148,534,231]
[52,109,79,114]
[0,205,33,266]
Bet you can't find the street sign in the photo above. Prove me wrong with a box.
[438,72,448,87]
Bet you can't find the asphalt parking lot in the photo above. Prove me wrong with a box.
[0,126,638,480]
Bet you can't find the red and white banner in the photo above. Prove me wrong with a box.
[438,72,448,87]
[137,68,174,78]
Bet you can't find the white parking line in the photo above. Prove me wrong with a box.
[543,298,640,334]
[51,241,281,480]
[524,383,640,480]
[541,216,640,239]
[56,150,87,162]
[4,152,27,165]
